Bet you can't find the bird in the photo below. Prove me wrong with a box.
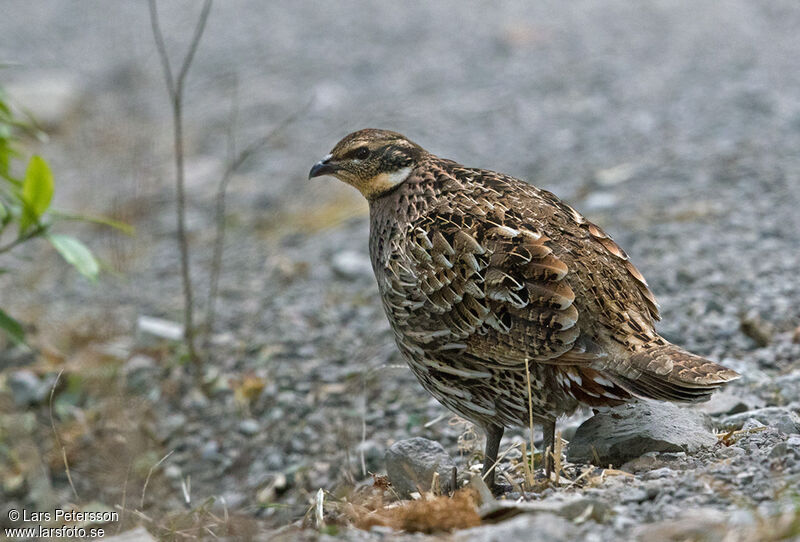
[309,128,740,490]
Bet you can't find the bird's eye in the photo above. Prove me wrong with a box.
[354,146,370,160]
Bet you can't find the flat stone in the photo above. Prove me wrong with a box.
[136,316,184,343]
[567,400,716,466]
[331,250,373,280]
[385,437,456,497]
[720,407,800,435]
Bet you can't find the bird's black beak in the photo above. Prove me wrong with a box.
[308,155,337,179]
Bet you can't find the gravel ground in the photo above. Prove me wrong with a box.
[1,1,799,540]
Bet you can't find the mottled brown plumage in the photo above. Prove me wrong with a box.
[309,129,740,488]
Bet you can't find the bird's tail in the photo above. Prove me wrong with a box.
[609,343,740,403]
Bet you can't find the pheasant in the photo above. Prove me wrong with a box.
[309,129,739,489]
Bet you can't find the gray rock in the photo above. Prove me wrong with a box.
[454,512,577,542]
[201,441,221,461]
[620,487,649,503]
[8,370,49,406]
[768,442,790,459]
[720,407,800,435]
[567,400,716,466]
[136,316,184,343]
[741,418,765,432]
[239,419,261,436]
[385,437,456,497]
[331,250,373,280]
[643,467,675,480]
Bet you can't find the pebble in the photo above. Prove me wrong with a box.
[136,316,184,343]
[239,419,261,436]
[721,407,800,435]
[385,437,456,497]
[201,441,221,461]
[331,250,373,280]
[620,487,649,504]
[643,467,674,480]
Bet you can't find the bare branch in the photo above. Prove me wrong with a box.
[175,0,213,96]
[147,0,175,97]
[147,0,213,365]
[203,97,313,345]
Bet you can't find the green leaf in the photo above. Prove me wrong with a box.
[0,307,25,345]
[47,234,99,281]
[19,155,54,232]
[50,210,135,235]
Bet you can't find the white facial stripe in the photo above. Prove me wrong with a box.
[322,153,332,161]
[386,166,412,186]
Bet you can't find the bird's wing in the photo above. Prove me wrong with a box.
[379,162,661,372]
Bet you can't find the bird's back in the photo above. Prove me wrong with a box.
[368,154,738,426]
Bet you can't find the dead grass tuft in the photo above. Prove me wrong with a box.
[348,489,481,534]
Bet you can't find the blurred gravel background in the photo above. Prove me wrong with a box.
[1,1,799,540]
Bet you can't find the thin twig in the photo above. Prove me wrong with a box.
[480,441,520,483]
[48,369,79,500]
[140,449,174,509]
[0,223,47,255]
[202,75,240,347]
[147,0,213,365]
[117,461,132,534]
[203,97,313,345]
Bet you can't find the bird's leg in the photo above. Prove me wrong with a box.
[542,419,556,479]
[482,423,504,492]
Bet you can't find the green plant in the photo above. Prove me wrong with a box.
[0,85,112,345]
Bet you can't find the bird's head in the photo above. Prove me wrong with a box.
[308,129,425,200]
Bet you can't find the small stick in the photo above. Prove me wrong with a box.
[48,369,78,500]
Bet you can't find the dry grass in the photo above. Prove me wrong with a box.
[348,488,481,534]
